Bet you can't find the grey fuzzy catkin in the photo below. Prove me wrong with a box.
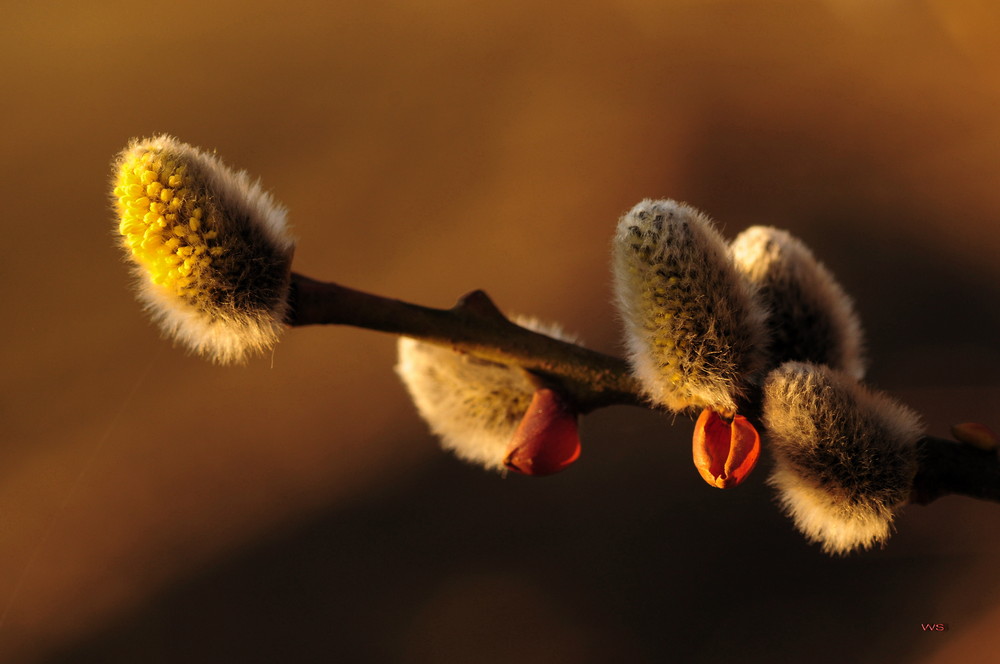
[395,317,577,471]
[612,199,769,414]
[763,362,924,555]
[731,226,865,378]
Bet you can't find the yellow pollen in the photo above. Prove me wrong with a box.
[114,145,225,299]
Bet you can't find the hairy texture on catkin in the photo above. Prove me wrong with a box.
[396,317,578,472]
[731,226,865,379]
[112,135,295,364]
[612,199,769,414]
[763,362,923,555]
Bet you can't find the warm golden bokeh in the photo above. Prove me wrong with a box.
[2,1,999,662]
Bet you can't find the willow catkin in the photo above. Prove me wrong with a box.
[731,226,865,378]
[612,199,768,414]
[112,135,295,364]
[396,317,578,472]
[763,362,923,555]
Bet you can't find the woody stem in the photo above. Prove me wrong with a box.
[286,272,644,412]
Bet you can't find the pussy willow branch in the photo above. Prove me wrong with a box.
[288,273,643,412]
[287,272,1000,506]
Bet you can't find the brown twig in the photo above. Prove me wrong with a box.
[912,436,1000,505]
[287,273,644,412]
[286,272,1000,506]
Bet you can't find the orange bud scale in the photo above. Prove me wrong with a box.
[504,388,581,476]
[951,422,1000,451]
[692,408,760,488]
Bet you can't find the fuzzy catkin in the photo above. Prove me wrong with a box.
[612,199,769,414]
[395,317,578,472]
[731,226,865,379]
[112,135,295,364]
[763,362,923,555]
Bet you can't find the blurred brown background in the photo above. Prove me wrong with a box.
[2,0,1000,662]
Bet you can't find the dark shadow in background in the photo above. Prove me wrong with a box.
[50,427,977,664]
[685,108,1000,385]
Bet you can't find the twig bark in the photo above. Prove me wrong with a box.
[286,272,1000,506]
[288,273,644,412]
[912,436,1000,505]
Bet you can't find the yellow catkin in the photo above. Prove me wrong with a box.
[114,148,224,302]
[112,134,299,365]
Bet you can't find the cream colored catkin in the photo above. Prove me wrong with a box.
[612,199,769,414]
[731,226,865,379]
[395,317,578,471]
[763,362,924,555]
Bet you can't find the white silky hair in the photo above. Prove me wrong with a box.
[395,317,577,472]
[117,135,295,364]
[611,199,769,414]
[731,226,865,379]
[763,362,923,555]
[135,288,290,365]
